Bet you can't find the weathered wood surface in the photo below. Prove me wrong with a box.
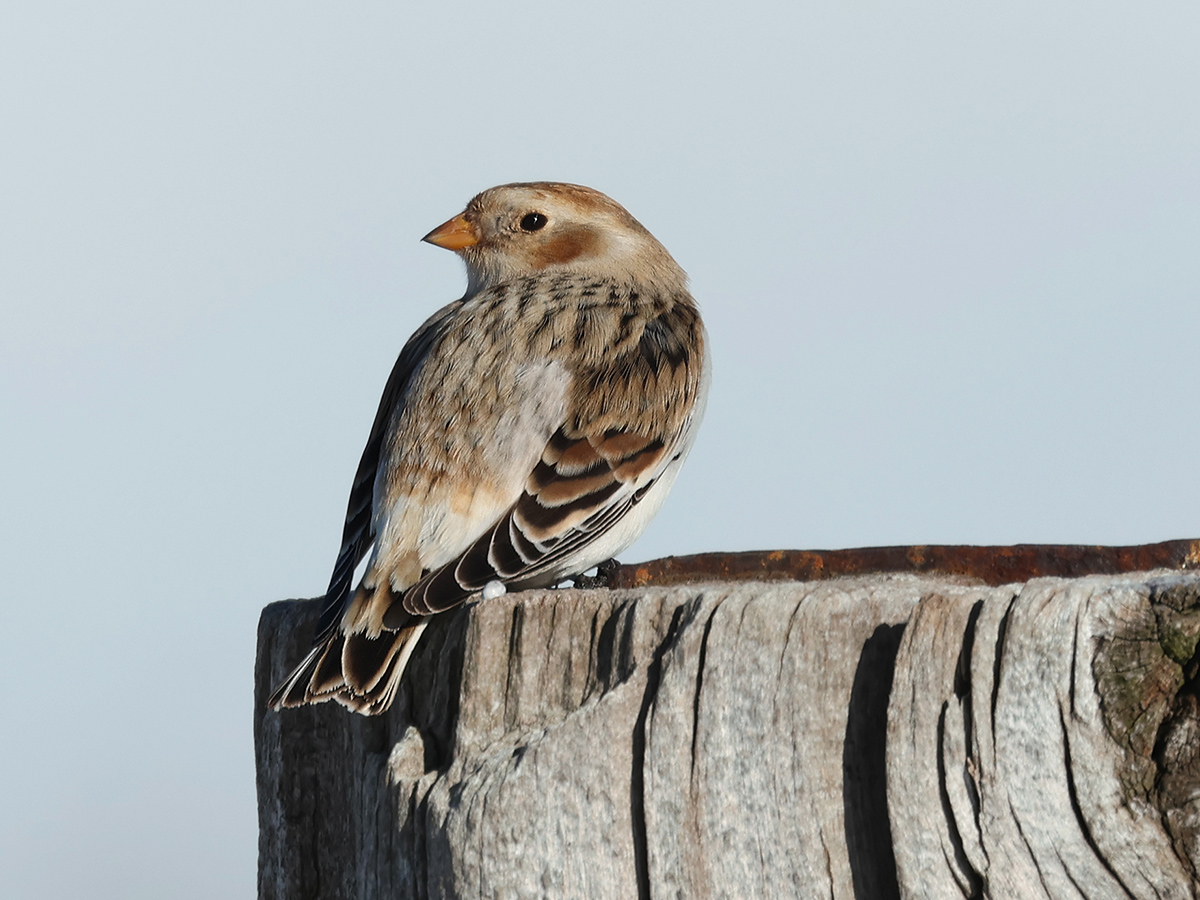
[255,571,1200,899]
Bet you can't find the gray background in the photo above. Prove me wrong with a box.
[2,2,1197,897]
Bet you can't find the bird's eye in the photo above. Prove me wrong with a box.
[519,212,548,232]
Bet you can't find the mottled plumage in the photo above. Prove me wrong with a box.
[269,182,709,715]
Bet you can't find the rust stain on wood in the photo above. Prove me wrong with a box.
[611,538,1200,590]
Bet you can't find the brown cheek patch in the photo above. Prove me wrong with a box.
[531,226,602,268]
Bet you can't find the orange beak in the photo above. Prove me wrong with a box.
[422,213,479,251]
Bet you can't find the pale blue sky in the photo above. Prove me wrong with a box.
[2,3,1198,897]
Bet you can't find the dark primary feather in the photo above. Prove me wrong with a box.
[312,301,462,641]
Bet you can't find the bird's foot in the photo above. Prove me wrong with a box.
[571,558,620,589]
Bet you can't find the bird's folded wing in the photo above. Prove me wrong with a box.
[313,300,462,642]
[392,425,674,618]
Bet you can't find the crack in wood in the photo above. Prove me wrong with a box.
[1011,796,1055,897]
[631,603,686,900]
[844,623,905,900]
[990,596,1017,763]
[689,602,717,784]
[956,599,985,836]
[937,702,984,898]
[1060,709,1138,899]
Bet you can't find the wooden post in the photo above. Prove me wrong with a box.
[255,561,1200,899]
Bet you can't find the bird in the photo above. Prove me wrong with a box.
[268,182,709,715]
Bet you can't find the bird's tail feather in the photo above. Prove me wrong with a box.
[268,618,429,716]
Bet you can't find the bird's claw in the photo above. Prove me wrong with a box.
[571,558,620,589]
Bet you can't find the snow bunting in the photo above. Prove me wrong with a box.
[269,183,709,715]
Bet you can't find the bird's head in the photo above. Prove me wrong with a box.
[422,182,685,295]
